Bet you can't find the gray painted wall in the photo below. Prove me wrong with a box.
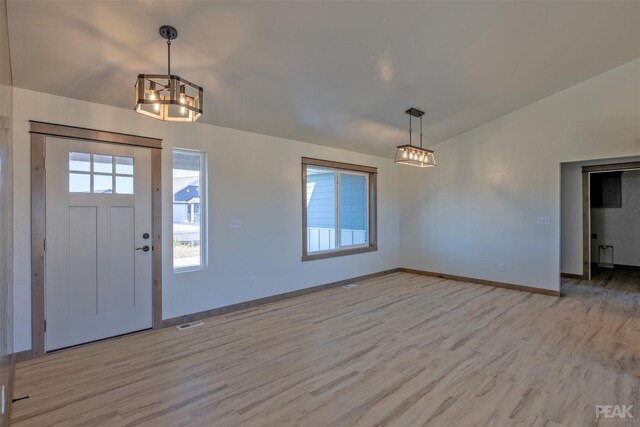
[0,0,13,423]
[401,58,640,291]
[591,170,640,267]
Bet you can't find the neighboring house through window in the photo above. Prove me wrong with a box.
[173,175,201,223]
[302,157,377,261]
[173,149,207,271]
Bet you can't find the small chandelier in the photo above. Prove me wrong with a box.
[135,25,203,122]
[394,108,436,167]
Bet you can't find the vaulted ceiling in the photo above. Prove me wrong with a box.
[7,0,640,156]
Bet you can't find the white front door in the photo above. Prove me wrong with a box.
[45,138,153,351]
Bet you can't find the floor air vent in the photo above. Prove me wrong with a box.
[342,284,358,289]
[176,320,204,330]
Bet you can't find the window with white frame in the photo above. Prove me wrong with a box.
[68,152,134,194]
[173,149,206,271]
[302,158,377,261]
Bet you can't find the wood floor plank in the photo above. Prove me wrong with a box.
[11,270,640,426]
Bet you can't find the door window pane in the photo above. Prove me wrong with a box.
[173,149,206,271]
[69,152,90,172]
[69,153,135,195]
[306,167,336,252]
[93,155,113,174]
[69,173,91,193]
[93,174,113,194]
[115,176,134,194]
[339,173,368,247]
[115,156,134,175]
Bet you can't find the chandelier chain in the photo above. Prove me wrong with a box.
[167,40,171,76]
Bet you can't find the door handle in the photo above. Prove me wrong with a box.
[136,245,150,252]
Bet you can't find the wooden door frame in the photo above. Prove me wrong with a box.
[29,121,163,358]
[581,161,640,280]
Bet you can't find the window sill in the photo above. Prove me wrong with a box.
[173,265,206,274]
[302,245,377,262]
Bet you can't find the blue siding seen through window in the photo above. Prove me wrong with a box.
[340,174,367,231]
[306,172,336,229]
[306,166,368,253]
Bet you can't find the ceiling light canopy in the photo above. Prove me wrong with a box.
[394,108,436,168]
[135,25,203,122]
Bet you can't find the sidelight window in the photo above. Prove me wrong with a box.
[173,149,207,271]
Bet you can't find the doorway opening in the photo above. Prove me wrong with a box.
[586,166,640,287]
[560,158,640,295]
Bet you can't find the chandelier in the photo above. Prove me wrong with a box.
[394,108,436,167]
[135,25,203,122]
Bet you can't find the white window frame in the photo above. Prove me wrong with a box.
[68,152,135,195]
[172,148,208,273]
[302,158,378,261]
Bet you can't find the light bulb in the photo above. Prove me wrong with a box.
[179,84,187,116]
[402,150,408,159]
[151,89,161,113]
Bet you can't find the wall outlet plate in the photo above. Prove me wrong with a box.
[229,219,242,229]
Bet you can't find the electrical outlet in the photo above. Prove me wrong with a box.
[498,263,505,272]
[250,276,256,286]
[229,219,242,229]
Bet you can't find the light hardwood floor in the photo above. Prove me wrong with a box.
[12,272,640,426]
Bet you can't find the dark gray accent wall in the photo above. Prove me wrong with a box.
[0,0,13,424]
